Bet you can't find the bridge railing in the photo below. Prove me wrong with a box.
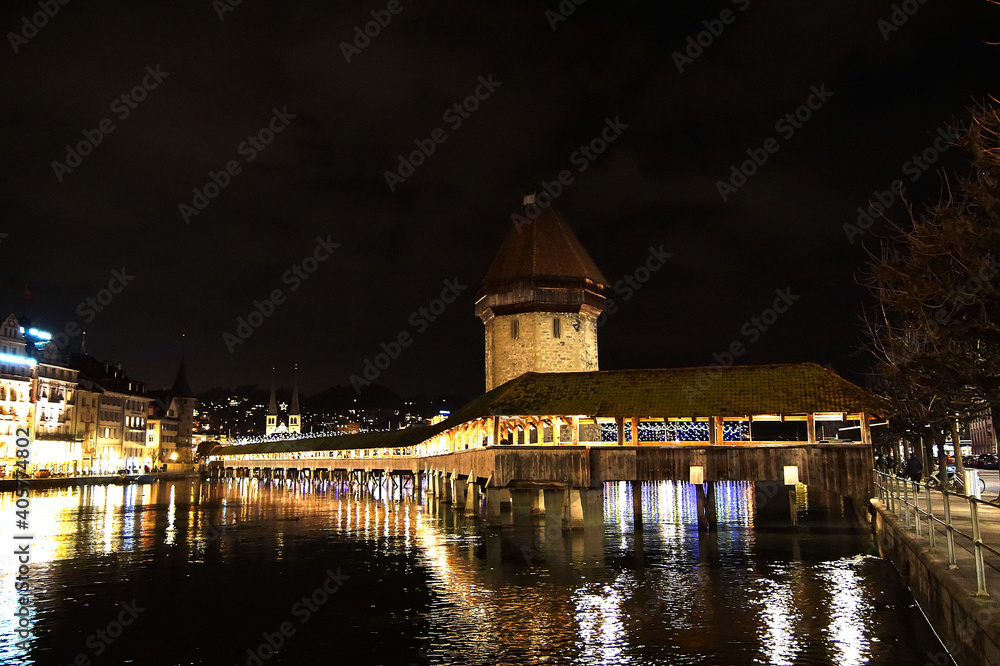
[874,469,1000,597]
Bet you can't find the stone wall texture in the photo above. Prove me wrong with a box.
[484,310,599,391]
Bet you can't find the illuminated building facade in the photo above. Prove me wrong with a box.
[1,315,88,475]
[0,312,200,475]
[32,358,81,475]
[69,353,150,473]
[0,314,35,473]
[73,378,99,470]
[145,407,179,466]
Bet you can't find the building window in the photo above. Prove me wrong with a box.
[553,317,561,338]
[510,319,519,340]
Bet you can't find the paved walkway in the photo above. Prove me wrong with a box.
[879,473,1000,596]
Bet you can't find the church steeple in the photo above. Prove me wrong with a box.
[476,188,609,391]
[167,332,197,463]
[171,335,193,398]
[265,369,278,435]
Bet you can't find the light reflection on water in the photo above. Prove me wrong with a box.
[0,479,944,665]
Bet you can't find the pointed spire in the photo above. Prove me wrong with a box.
[267,367,278,416]
[170,332,193,397]
[289,363,300,416]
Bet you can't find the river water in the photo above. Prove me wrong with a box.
[1,479,948,665]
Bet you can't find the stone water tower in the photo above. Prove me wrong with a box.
[475,190,609,391]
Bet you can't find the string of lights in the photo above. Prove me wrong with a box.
[600,421,750,442]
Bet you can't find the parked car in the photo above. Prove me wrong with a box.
[981,455,999,470]
[34,469,50,478]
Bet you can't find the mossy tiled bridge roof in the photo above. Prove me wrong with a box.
[214,363,885,457]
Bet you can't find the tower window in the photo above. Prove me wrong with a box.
[553,318,561,338]
[510,319,519,340]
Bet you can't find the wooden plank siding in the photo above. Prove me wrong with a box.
[219,442,872,502]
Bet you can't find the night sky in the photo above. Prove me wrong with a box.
[3,0,999,400]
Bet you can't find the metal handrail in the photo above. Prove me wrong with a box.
[875,469,1000,597]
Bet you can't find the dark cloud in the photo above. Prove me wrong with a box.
[2,0,999,399]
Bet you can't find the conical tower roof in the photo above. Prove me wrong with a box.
[480,192,609,290]
[476,190,609,320]
[171,354,193,398]
[267,381,278,416]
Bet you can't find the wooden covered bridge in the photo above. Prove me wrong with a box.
[209,362,884,529]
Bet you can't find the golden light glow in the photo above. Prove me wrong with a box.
[783,466,799,485]
[689,465,704,485]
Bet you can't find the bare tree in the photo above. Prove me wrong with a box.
[863,98,1000,491]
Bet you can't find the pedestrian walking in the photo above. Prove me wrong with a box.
[904,453,923,492]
